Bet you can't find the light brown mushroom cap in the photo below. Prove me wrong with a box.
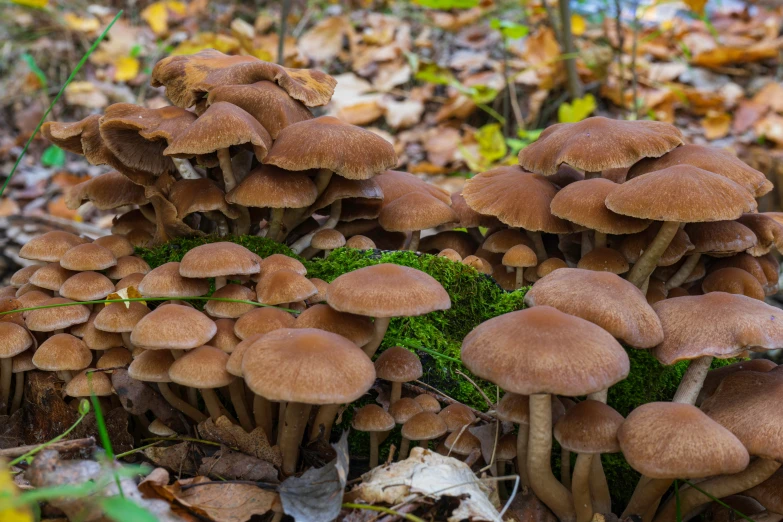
[105,256,151,280]
[25,297,90,332]
[294,304,374,346]
[374,346,423,383]
[346,236,377,250]
[606,165,758,222]
[65,369,113,397]
[745,468,783,514]
[554,400,623,454]
[375,170,451,206]
[169,178,240,219]
[306,278,330,305]
[93,235,135,259]
[535,258,568,278]
[10,265,41,288]
[462,306,630,396]
[311,229,346,251]
[258,254,307,278]
[128,349,174,382]
[618,402,749,479]
[234,307,294,340]
[551,178,651,234]
[444,429,481,456]
[96,347,133,369]
[519,117,683,175]
[264,116,397,180]
[401,411,448,441]
[495,392,566,425]
[451,192,500,229]
[0,322,33,358]
[94,302,150,333]
[32,334,92,371]
[684,220,758,257]
[130,305,217,350]
[697,359,777,405]
[82,312,123,350]
[60,243,117,272]
[19,231,90,262]
[241,328,376,404]
[205,284,256,318]
[379,192,457,232]
[620,223,694,266]
[148,419,177,437]
[438,249,463,263]
[169,345,235,388]
[483,229,532,254]
[327,264,451,318]
[226,165,318,209]
[628,144,772,198]
[209,318,241,354]
[438,403,477,432]
[414,394,442,413]
[139,262,210,298]
[59,272,115,301]
[702,267,765,301]
[352,404,395,432]
[66,171,147,211]
[577,247,630,274]
[652,292,783,365]
[180,242,261,279]
[462,167,569,233]
[256,269,317,305]
[13,351,35,373]
[225,333,263,377]
[28,263,76,292]
[389,398,424,424]
[17,290,51,311]
[495,433,518,461]
[737,213,783,256]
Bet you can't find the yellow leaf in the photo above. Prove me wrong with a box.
[684,0,707,15]
[107,286,144,308]
[141,2,170,35]
[476,123,508,163]
[63,13,100,33]
[11,0,47,8]
[114,56,139,82]
[571,14,586,36]
[166,1,187,15]
[701,111,731,140]
[558,93,597,123]
[0,462,34,522]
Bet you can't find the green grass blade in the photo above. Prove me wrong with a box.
[682,480,756,522]
[675,479,681,522]
[8,400,91,467]
[99,497,157,522]
[87,373,124,498]
[0,10,123,199]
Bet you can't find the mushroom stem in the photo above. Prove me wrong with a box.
[515,268,525,290]
[267,208,285,242]
[561,447,571,488]
[665,253,701,290]
[590,456,612,515]
[58,371,73,383]
[314,169,333,197]
[528,394,575,522]
[594,232,607,249]
[290,200,342,254]
[573,453,594,522]
[201,388,225,422]
[232,207,251,236]
[516,423,530,487]
[10,371,24,414]
[585,171,601,180]
[121,332,133,350]
[622,478,673,519]
[277,401,287,444]
[214,276,227,290]
[309,403,340,442]
[0,359,11,414]
[280,401,313,475]
[399,436,411,460]
[362,316,391,358]
[158,382,207,422]
[323,249,331,258]
[389,382,402,405]
[526,231,548,262]
[581,231,592,257]
[172,158,201,179]
[253,394,274,440]
[654,459,781,522]
[587,389,608,403]
[627,221,680,288]
[672,356,713,405]
[206,212,229,237]
[408,230,421,252]
[369,432,380,468]
[229,380,254,433]
[217,148,237,193]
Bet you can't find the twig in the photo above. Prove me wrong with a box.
[343,503,426,522]
[278,0,291,65]
[613,0,626,111]
[405,381,493,423]
[630,0,641,119]
[0,437,95,459]
[558,0,583,100]
[454,370,493,409]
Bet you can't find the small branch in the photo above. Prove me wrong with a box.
[558,0,583,100]
[0,437,95,459]
[278,0,291,65]
[613,0,626,111]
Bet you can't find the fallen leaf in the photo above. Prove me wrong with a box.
[197,416,282,468]
[755,113,783,145]
[107,286,144,308]
[0,198,21,218]
[691,37,783,68]
[114,56,140,82]
[335,96,384,125]
[571,14,586,36]
[141,1,186,36]
[11,0,47,7]
[702,111,731,140]
[64,81,109,109]
[558,93,596,123]
[47,197,81,222]
[752,82,783,113]
[298,16,353,63]
[198,448,279,482]
[684,0,707,15]
[170,476,278,522]
[380,97,424,129]
[143,443,199,475]
[733,100,767,134]
[0,459,33,522]
[63,13,100,33]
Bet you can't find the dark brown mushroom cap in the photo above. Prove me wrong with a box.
[60,243,117,272]
[234,307,295,340]
[548,164,586,187]
[41,117,92,155]
[164,102,272,161]
[627,144,773,198]
[438,403,477,432]
[389,397,424,424]
[59,272,115,301]
[518,117,683,175]
[327,264,451,318]
[264,116,397,180]
[652,293,783,365]
[169,345,235,388]
[311,177,384,213]
[241,328,376,404]
[702,267,765,301]
[19,231,89,263]
[379,192,457,232]
[130,305,217,350]
[352,404,395,432]
[605,165,758,222]
[99,104,197,175]
[0,322,33,358]
[169,179,240,219]
[311,229,346,250]
[94,302,150,333]
[96,347,133,369]
[32,333,92,371]
[374,346,423,383]
[375,170,451,205]
[414,394,442,413]
[205,284,256,318]
[65,369,113,397]
[620,223,694,266]
[483,229,533,254]
[737,213,783,256]
[25,297,90,332]
[697,359,777,405]
[525,268,663,348]
[226,165,318,209]
[461,306,630,396]
[139,262,210,298]
[256,269,317,305]
[28,263,76,292]
[684,220,758,257]
[94,235,135,259]
[151,50,337,108]
[105,256,151,280]
[206,81,313,139]
[444,430,481,456]
[577,247,630,275]
[701,370,783,461]
[550,178,652,234]
[462,167,569,233]
[745,468,783,514]
[294,304,374,346]
[495,392,566,425]
[495,433,518,461]
[710,253,768,288]
[128,349,174,382]
[618,402,749,479]
[401,411,448,441]
[554,400,623,454]
[451,192,500,229]
[66,172,147,210]
[180,242,261,278]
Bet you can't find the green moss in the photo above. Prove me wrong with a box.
[138,235,738,507]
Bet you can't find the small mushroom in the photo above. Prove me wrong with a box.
[374,347,423,405]
[352,404,395,468]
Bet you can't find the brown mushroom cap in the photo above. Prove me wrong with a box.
[444,429,481,456]
[697,359,777,405]
[32,333,92,371]
[389,397,424,424]
[353,404,395,432]
[627,144,773,198]
[241,328,376,404]
[554,400,623,454]
[130,305,217,350]
[374,346,423,383]
[105,256,151,280]
[618,402,749,479]
[264,116,397,180]
[652,293,783,365]
[294,304,374,346]
[451,192,500,229]
[209,318,241,354]
[401,411,448,441]
[462,167,569,233]
[345,236,377,251]
[234,307,295,340]
[19,231,90,263]
[379,192,457,232]
[128,349,174,382]
[620,223,694,267]
[180,242,261,279]
[684,220,758,257]
[327,264,450,318]
[737,213,783,256]
[59,272,115,301]
[258,254,307,278]
[419,230,478,259]
[414,394,442,413]
[93,235,135,259]
[710,253,768,288]
[606,165,758,223]
[256,269,317,305]
[25,297,90,332]
[66,172,147,210]
[438,403,477,432]
[496,392,566,425]
[577,247,630,274]
[94,302,150,333]
[96,347,133,369]
[60,243,117,272]
[745,468,783,514]
[205,284,256,318]
[82,312,123,350]
[375,170,451,206]
[461,306,630,396]
[226,165,318,210]
[28,263,76,292]
[518,117,683,175]
[225,333,263,377]
[10,265,41,288]
[169,178,240,220]
[310,229,346,251]
[139,262,210,298]
[702,267,765,301]
[65,369,113,397]
[169,345,234,388]
[12,352,35,373]
[0,322,33,358]
[551,178,651,234]
[483,229,533,254]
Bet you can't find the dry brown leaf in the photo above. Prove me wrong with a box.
[752,82,783,113]
[702,111,732,140]
[380,97,424,129]
[755,113,783,145]
[198,449,278,482]
[336,96,384,125]
[691,37,783,68]
[733,100,768,134]
[197,416,282,468]
[298,16,354,63]
[143,442,199,475]
[424,126,461,167]
[169,476,279,522]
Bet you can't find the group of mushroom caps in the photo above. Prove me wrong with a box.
[6,48,783,521]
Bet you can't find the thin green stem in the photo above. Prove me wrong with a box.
[682,480,757,522]
[342,503,426,522]
[140,436,227,448]
[88,373,123,498]
[115,441,163,460]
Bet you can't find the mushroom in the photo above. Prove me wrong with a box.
[32,334,92,382]
[105,256,151,281]
[66,172,148,211]
[696,359,776,406]
[60,243,117,272]
[444,429,481,463]
[352,404,395,468]
[0,323,33,414]
[414,394,441,413]
[10,265,42,288]
[96,347,133,370]
[438,403,477,433]
[205,285,257,318]
[438,248,463,263]
[374,347,422,405]
[169,178,242,236]
[179,242,261,290]
[226,334,271,436]
[28,263,76,296]
[93,235,135,259]
[702,267,765,300]
[577,248,629,275]
[94,302,150,351]
[25,297,90,334]
[309,229,346,258]
[346,235,377,250]
[65,369,113,399]
[502,245,538,289]
[138,262,210,298]
[389,397,423,426]
[745,468,783,519]
[11,351,34,414]
[399,411,447,460]
[19,231,89,263]
[234,307,294,340]
[256,269,317,308]
[169,345,235,422]
[59,272,115,302]
[378,192,457,252]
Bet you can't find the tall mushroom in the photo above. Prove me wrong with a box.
[378,192,457,252]
[179,242,261,289]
